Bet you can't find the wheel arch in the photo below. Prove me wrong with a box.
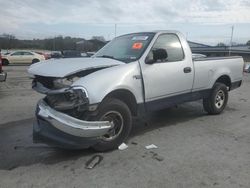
[102,89,138,116]
[32,58,40,64]
[214,75,232,89]
[1,58,9,65]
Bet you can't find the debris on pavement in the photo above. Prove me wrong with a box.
[241,115,247,118]
[145,144,158,150]
[149,151,164,162]
[131,142,138,145]
[85,155,103,169]
[118,143,128,150]
[152,154,164,162]
[143,151,164,162]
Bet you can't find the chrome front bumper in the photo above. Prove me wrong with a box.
[0,71,7,82]
[37,100,113,138]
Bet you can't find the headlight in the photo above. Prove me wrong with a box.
[45,85,89,111]
[70,86,88,98]
[53,77,79,89]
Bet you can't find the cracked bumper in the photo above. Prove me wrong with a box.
[33,100,113,149]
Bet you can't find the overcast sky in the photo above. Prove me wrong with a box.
[0,0,250,45]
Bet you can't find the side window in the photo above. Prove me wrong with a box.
[149,34,184,62]
[23,52,33,55]
[11,52,22,56]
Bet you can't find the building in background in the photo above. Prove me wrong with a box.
[188,41,250,62]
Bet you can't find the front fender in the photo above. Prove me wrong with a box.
[72,61,143,105]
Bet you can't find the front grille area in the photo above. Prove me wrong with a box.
[35,76,55,89]
[45,89,89,112]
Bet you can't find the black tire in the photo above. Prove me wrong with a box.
[203,83,228,115]
[2,59,9,66]
[91,98,132,152]
[32,59,40,64]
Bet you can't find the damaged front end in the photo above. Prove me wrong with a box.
[32,76,90,113]
[32,75,113,149]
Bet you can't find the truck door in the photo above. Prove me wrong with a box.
[140,33,194,110]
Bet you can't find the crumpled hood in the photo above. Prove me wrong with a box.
[28,57,124,77]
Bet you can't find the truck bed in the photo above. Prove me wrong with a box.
[193,56,243,61]
[192,56,244,92]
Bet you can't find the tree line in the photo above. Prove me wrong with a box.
[0,34,107,52]
[1,33,249,51]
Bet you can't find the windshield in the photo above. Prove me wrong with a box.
[94,32,155,63]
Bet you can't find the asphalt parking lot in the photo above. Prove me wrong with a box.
[0,65,250,188]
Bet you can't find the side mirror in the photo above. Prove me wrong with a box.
[145,48,168,64]
[153,48,168,61]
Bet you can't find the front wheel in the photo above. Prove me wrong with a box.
[91,98,132,152]
[203,83,228,115]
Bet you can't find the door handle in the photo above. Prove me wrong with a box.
[183,67,192,73]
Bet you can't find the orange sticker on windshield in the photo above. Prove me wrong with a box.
[132,42,143,49]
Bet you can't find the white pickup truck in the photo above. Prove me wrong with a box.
[28,31,244,151]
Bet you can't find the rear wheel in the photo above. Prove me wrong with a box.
[91,98,132,152]
[203,83,228,114]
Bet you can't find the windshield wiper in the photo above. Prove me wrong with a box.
[96,55,116,60]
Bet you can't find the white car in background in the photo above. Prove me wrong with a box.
[192,53,207,59]
[1,51,45,65]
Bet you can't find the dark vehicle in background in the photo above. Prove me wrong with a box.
[62,50,82,58]
[0,53,7,82]
[50,51,62,59]
[49,50,93,59]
